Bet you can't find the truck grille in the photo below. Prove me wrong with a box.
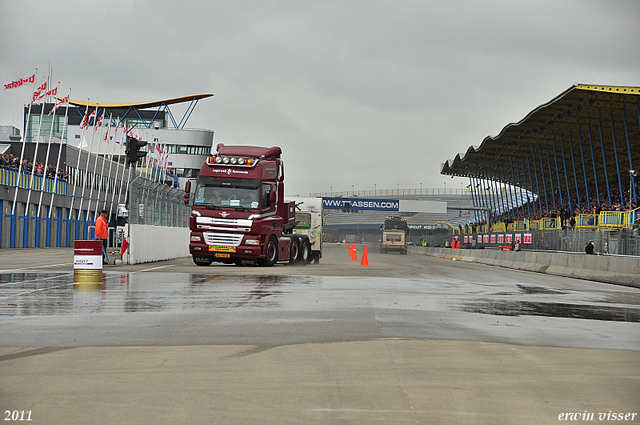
[197,217,252,227]
[203,232,244,247]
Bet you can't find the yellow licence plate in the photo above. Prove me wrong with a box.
[209,245,236,252]
[214,253,231,258]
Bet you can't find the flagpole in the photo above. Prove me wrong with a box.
[95,110,112,217]
[162,137,169,184]
[106,116,120,218]
[11,68,38,215]
[67,99,90,224]
[37,82,61,217]
[24,74,50,216]
[48,88,71,219]
[87,109,105,222]
[155,137,161,183]
[77,104,99,233]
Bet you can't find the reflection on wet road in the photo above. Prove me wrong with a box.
[1,270,639,350]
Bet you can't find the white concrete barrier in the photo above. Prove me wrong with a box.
[409,246,640,288]
[126,225,190,264]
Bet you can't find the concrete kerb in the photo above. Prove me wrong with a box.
[409,246,639,288]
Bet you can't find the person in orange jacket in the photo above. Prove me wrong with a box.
[95,210,109,250]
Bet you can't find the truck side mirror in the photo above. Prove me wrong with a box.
[269,190,277,207]
[184,181,191,205]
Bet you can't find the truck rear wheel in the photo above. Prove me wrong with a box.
[298,238,310,265]
[258,236,278,266]
[289,236,301,264]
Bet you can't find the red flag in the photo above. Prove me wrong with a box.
[3,73,35,90]
[120,239,129,255]
[29,85,58,106]
[80,103,90,130]
[93,110,104,134]
[49,94,69,115]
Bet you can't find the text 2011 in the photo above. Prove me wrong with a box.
[4,411,32,421]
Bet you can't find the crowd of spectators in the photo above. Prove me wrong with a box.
[469,181,639,231]
[1,152,68,182]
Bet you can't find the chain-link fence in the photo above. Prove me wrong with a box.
[528,228,639,256]
[128,175,189,227]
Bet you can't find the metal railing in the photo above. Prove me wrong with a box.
[128,176,189,227]
[311,188,472,197]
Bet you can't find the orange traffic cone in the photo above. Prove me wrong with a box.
[348,243,353,256]
[351,244,358,261]
[360,245,369,267]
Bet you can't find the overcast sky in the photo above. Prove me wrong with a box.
[1,0,639,196]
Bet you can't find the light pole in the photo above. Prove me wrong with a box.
[374,183,376,194]
[396,183,399,194]
[444,182,447,193]
[352,185,354,196]
[420,182,422,193]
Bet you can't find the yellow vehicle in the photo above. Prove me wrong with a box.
[380,216,408,254]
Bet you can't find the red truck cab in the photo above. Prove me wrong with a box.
[185,144,310,266]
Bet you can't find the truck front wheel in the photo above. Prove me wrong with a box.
[259,236,278,266]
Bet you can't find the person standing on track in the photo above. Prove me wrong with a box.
[95,209,109,250]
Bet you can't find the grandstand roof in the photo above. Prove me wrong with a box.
[441,84,640,206]
[64,94,214,109]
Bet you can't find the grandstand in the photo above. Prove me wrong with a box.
[440,84,640,255]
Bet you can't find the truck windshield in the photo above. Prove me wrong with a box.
[193,178,262,210]
[383,219,408,232]
[295,213,311,229]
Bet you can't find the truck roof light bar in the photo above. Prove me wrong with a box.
[207,155,259,167]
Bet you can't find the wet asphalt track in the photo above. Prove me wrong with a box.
[0,245,639,424]
[1,244,639,350]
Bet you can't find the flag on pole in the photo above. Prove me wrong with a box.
[30,86,58,105]
[3,73,36,90]
[103,118,111,142]
[87,108,97,128]
[29,81,49,104]
[119,126,126,147]
[49,94,70,115]
[79,102,90,130]
[93,110,104,134]
[161,147,169,171]
[112,123,119,144]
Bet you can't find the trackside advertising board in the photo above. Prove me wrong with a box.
[323,198,399,211]
[323,198,447,213]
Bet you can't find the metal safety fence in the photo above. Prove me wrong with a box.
[460,228,639,256]
[528,228,639,256]
[128,176,189,227]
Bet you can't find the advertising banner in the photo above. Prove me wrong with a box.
[323,197,398,211]
[74,240,103,284]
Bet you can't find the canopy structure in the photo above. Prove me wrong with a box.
[63,94,214,130]
[441,84,640,215]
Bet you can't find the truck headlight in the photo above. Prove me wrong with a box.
[191,235,202,242]
[245,238,260,245]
